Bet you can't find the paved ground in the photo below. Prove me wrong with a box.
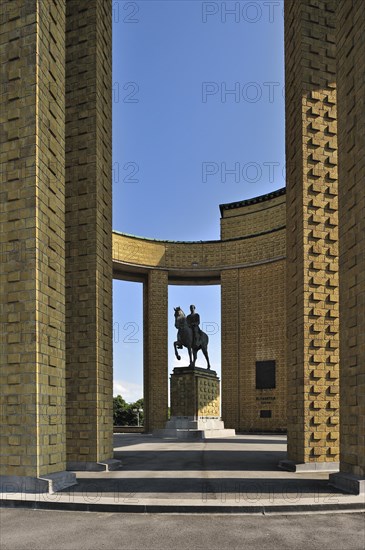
[1,434,364,512]
[1,509,364,550]
[59,434,357,505]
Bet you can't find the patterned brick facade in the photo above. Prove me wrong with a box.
[170,368,220,418]
[285,0,340,465]
[334,0,365,482]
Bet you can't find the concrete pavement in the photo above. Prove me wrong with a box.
[1,434,364,513]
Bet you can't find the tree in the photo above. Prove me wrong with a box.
[113,395,128,425]
[130,398,144,426]
[113,395,144,426]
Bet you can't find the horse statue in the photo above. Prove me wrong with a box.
[173,307,211,369]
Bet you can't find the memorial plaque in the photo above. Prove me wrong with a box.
[256,360,276,389]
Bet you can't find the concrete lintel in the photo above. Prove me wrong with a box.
[329,472,365,495]
[0,471,77,494]
[67,459,122,472]
[278,460,340,473]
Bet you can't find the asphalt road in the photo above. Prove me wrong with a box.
[1,509,364,550]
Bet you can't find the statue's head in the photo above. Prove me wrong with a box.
[190,304,195,313]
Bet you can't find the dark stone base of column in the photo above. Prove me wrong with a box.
[278,460,339,473]
[0,471,77,494]
[66,459,121,472]
[329,472,365,495]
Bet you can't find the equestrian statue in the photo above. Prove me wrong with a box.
[173,305,211,369]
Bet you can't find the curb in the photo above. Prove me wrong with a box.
[1,499,364,515]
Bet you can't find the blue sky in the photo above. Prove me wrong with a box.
[112,0,285,401]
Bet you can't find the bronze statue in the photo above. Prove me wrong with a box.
[186,304,201,348]
[173,306,211,369]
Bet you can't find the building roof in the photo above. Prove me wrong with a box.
[219,187,286,216]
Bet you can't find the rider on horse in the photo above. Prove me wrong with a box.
[174,305,211,369]
[186,304,201,348]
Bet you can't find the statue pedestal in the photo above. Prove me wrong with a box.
[154,366,235,440]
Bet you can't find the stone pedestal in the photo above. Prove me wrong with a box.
[154,367,235,439]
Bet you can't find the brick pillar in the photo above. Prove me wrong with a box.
[284,0,340,469]
[221,270,240,429]
[0,0,75,492]
[329,1,365,495]
[143,270,168,432]
[65,0,116,469]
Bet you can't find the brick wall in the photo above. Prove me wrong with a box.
[112,228,286,272]
[285,0,339,463]
[65,0,113,464]
[143,270,168,431]
[1,0,67,477]
[336,0,365,477]
[236,261,286,431]
[220,190,286,240]
[221,269,240,429]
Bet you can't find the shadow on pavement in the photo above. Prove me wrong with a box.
[59,477,345,497]
[112,449,287,471]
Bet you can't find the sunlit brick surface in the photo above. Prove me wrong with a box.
[285,0,339,463]
[1,0,67,477]
[65,0,113,464]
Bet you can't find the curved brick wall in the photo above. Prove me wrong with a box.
[112,189,287,432]
[112,189,286,278]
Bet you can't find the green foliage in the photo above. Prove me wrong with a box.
[113,395,144,426]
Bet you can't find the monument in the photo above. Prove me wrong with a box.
[154,306,235,440]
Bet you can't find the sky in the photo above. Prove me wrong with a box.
[112,0,285,402]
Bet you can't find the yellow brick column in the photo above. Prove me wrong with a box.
[143,270,168,432]
[0,0,75,492]
[221,270,240,429]
[65,0,117,470]
[329,1,365,495]
[283,0,340,470]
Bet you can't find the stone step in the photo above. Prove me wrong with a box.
[153,428,236,440]
[153,416,236,440]
[165,416,224,431]
[202,429,236,439]
[153,429,204,440]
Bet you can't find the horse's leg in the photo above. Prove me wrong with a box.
[192,347,198,368]
[174,341,181,361]
[202,345,211,369]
